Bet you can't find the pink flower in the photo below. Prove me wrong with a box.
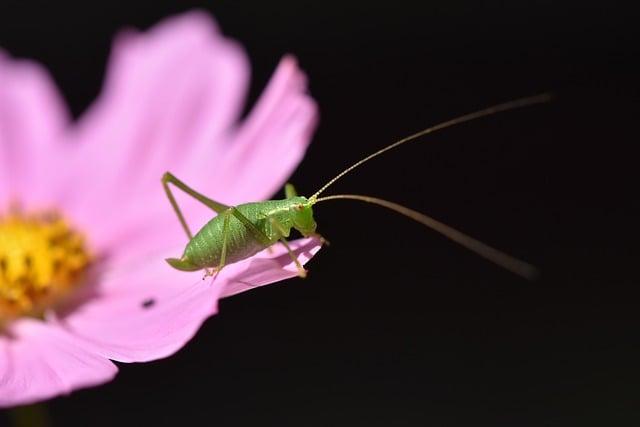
[0,11,321,407]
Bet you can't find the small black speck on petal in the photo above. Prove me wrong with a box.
[141,298,156,309]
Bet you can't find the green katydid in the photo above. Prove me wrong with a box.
[163,94,550,280]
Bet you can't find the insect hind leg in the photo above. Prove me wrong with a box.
[222,208,305,277]
[210,210,232,282]
[162,172,232,240]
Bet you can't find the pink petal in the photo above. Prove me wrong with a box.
[0,319,117,408]
[205,55,319,205]
[56,11,249,251]
[220,237,323,298]
[58,258,223,363]
[58,237,321,362]
[0,50,70,207]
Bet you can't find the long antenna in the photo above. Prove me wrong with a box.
[309,93,552,201]
[314,194,538,279]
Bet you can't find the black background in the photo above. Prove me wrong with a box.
[1,1,638,426]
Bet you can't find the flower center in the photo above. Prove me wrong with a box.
[0,209,91,323]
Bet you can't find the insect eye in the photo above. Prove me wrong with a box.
[294,205,304,212]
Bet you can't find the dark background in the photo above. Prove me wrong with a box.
[1,1,638,426]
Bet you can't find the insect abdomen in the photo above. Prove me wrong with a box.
[184,217,259,269]
[184,201,293,269]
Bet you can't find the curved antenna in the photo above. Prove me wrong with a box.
[314,194,538,280]
[309,93,552,201]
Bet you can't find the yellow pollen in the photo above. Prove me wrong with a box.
[0,209,91,323]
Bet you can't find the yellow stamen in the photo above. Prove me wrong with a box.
[0,208,91,323]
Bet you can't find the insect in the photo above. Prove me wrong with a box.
[163,94,550,280]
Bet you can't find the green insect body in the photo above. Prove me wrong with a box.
[166,196,317,272]
[163,94,551,280]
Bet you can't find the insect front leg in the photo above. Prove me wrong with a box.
[267,216,307,278]
[163,172,236,275]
